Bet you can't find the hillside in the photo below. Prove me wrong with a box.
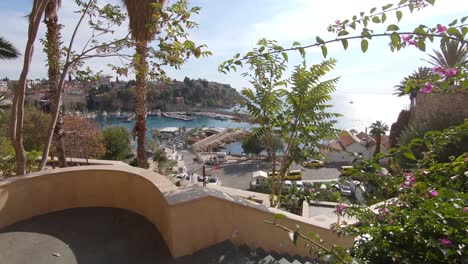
[86,77,244,112]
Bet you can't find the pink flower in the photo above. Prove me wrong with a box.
[407,40,416,46]
[436,24,447,33]
[401,182,412,188]
[439,238,452,246]
[430,190,438,197]
[335,19,341,25]
[420,82,434,94]
[379,207,388,218]
[337,203,346,214]
[444,68,457,77]
[463,207,468,213]
[402,34,411,42]
[433,66,444,76]
[404,172,414,177]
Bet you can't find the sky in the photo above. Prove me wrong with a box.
[1,0,467,97]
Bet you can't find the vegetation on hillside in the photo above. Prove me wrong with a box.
[85,78,243,112]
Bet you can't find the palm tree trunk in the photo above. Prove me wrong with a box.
[44,0,67,168]
[10,0,48,175]
[374,135,381,156]
[134,41,149,168]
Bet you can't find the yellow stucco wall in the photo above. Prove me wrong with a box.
[0,166,353,258]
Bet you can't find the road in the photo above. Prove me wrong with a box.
[178,149,341,190]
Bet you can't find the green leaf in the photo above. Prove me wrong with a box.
[398,0,408,5]
[417,40,426,51]
[298,47,306,57]
[403,150,416,161]
[273,213,286,224]
[396,10,403,22]
[341,39,349,50]
[391,32,401,46]
[382,4,393,10]
[361,30,372,39]
[404,84,411,94]
[448,19,457,27]
[321,45,328,58]
[462,16,468,23]
[425,0,435,5]
[361,39,369,52]
[381,13,387,23]
[292,41,301,46]
[462,27,468,37]
[370,7,377,13]
[338,30,349,36]
[281,52,288,62]
[316,36,325,45]
[446,28,461,37]
[387,24,399,31]
[372,16,381,23]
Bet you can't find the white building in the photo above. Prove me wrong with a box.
[321,131,389,164]
[0,81,8,92]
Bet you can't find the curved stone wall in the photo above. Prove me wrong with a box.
[0,166,353,258]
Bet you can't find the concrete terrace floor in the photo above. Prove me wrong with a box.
[0,208,172,264]
[0,207,317,264]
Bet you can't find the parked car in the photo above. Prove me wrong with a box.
[340,184,352,196]
[197,176,206,183]
[302,182,313,192]
[284,180,293,189]
[207,177,219,185]
[303,159,325,168]
[294,181,304,190]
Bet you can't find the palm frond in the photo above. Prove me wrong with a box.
[425,40,468,68]
[0,36,20,60]
[394,67,433,97]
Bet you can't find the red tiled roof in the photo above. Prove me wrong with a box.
[338,131,359,147]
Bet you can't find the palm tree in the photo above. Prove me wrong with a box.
[121,0,167,168]
[0,36,20,60]
[426,40,468,68]
[370,121,389,157]
[43,0,67,168]
[0,92,7,118]
[394,67,433,107]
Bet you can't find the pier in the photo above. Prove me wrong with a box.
[162,112,193,121]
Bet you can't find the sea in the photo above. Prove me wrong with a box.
[95,92,408,153]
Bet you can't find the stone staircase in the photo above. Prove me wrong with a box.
[174,241,318,264]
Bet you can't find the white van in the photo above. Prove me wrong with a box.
[216,152,227,162]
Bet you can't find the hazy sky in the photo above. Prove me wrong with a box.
[1,0,467,95]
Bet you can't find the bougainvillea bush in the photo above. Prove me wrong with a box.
[336,121,467,263]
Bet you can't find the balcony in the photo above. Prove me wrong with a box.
[0,165,353,263]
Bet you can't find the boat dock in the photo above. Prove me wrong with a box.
[162,112,193,121]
